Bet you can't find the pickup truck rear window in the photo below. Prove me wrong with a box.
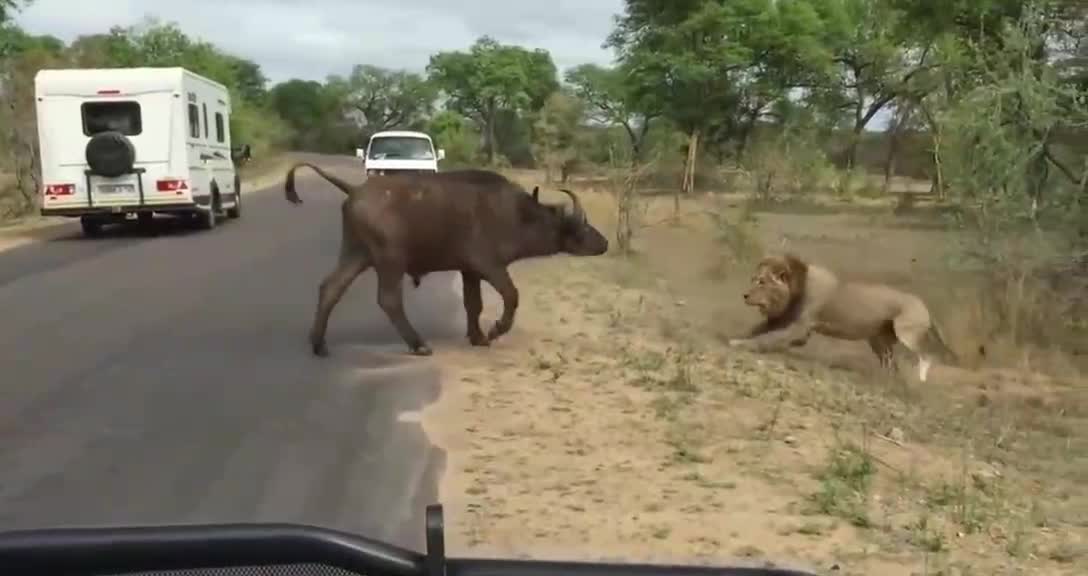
[368,137,434,160]
[81,101,142,136]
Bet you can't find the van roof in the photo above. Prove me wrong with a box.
[370,131,432,140]
[35,67,229,96]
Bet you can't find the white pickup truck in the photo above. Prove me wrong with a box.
[355,130,445,176]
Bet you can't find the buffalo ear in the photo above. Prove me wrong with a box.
[532,186,540,202]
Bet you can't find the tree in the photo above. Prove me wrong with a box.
[565,63,660,161]
[608,0,815,194]
[0,0,32,58]
[326,64,436,138]
[531,90,585,182]
[427,36,558,164]
[92,20,286,154]
[1,29,65,216]
[0,0,27,23]
[65,30,139,67]
[227,56,268,104]
[892,1,1087,199]
[270,80,333,129]
[269,79,350,152]
[610,1,739,194]
[428,110,482,166]
[805,0,935,169]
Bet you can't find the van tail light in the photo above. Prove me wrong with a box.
[44,183,75,196]
[157,179,189,194]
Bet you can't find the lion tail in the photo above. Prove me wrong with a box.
[926,320,960,366]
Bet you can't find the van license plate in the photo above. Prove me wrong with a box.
[98,184,134,194]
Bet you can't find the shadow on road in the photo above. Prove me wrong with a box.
[78,215,208,239]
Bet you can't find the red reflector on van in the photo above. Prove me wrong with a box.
[156,179,189,193]
[44,183,75,196]
[97,89,121,95]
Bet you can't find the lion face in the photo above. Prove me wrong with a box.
[742,258,794,319]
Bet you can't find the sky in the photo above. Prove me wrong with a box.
[14,0,625,84]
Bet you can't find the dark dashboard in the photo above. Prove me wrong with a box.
[0,505,820,576]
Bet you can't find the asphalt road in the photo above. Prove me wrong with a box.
[0,155,465,551]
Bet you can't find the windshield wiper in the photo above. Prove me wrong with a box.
[0,505,820,576]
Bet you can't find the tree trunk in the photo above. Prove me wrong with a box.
[681,128,700,195]
[486,117,497,165]
[484,105,497,165]
[1080,157,1088,200]
[1026,148,1049,223]
[919,102,945,201]
[735,108,760,166]
[930,126,945,201]
[24,138,40,207]
[882,105,912,195]
[623,120,647,165]
[846,122,864,172]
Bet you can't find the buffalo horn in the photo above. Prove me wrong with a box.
[557,188,585,221]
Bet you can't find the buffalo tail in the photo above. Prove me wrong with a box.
[283,162,357,205]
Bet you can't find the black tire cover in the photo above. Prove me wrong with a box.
[85,131,136,178]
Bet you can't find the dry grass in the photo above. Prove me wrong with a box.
[421,169,1087,575]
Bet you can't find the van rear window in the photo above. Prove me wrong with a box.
[81,101,142,136]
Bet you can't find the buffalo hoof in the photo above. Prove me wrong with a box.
[312,340,329,357]
[411,344,433,356]
[468,333,490,347]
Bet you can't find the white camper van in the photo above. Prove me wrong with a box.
[34,67,246,236]
[355,130,445,176]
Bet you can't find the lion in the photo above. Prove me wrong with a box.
[728,253,958,382]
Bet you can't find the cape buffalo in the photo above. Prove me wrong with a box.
[284,163,609,357]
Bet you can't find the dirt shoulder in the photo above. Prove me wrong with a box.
[0,154,293,253]
[421,175,1087,575]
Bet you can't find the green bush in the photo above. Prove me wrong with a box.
[428,111,483,167]
[231,100,293,159]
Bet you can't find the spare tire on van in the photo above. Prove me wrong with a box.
[85,131,136,178]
